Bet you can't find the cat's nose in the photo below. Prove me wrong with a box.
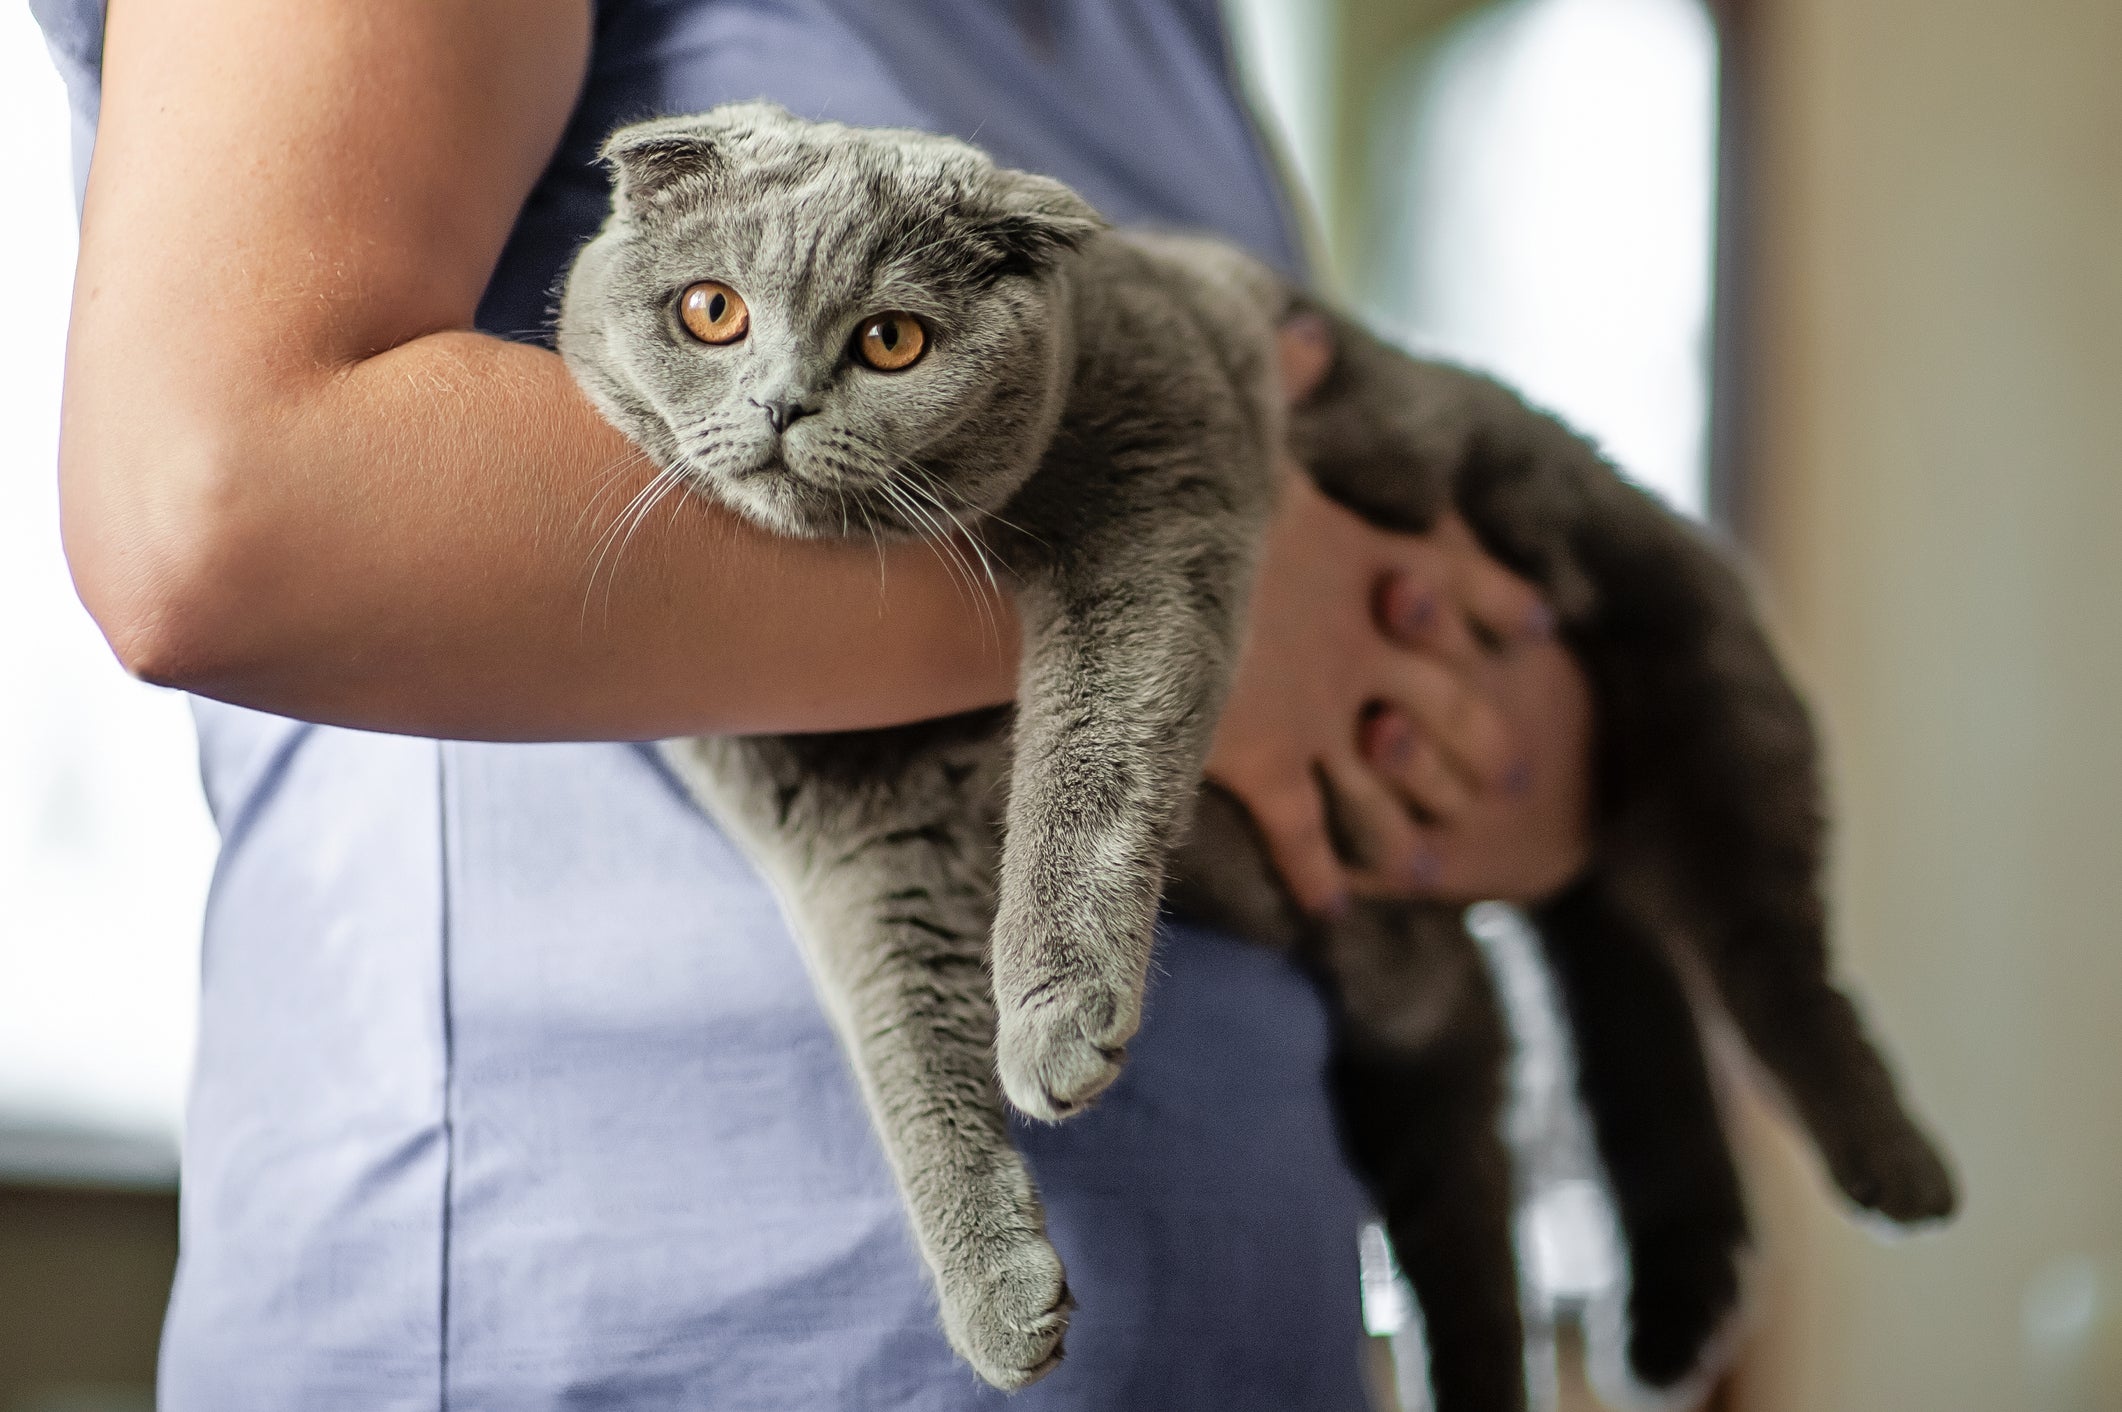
[753,396,816,434]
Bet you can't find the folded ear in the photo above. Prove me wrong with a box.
[975,168,1109,274]
[600,117,726,217]
[600,102,793,217]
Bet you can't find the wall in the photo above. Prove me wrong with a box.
[1736,0,2122,1405]
[0,1184,175,1411]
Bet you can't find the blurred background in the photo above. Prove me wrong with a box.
[1,0,2116,1407]
[1,1,206,1408]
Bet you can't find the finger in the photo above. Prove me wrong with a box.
[1245,775,1352,917]
[1438,516,1552,649]
[1377,567,1484,667]
[1276,311,1334,406]
[1404,831,1483,904]
[1462,555,1551,650]
[1370,653,1516,789]
[1384,814,1529,904]
[1358,704,1477,821]
[1414,813,1590,905]
[1321,753,1440,892]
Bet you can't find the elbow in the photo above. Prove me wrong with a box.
[93,580,235,695]
[60,420,273,692]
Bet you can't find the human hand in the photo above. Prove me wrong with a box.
[1202,317,1592,914]
[1356,524,1593,903]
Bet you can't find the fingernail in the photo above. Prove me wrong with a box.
[1395,589,1439,640]
[1366,711,1415,769]
[1504,759,1532,796]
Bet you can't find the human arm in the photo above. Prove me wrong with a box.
[64,0,1586,899]
[64,0,1018,740]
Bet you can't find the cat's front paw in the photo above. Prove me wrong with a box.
[938,1230,1074,1391]
[996,977,1140,1122]
[1825,1120,1958,1226]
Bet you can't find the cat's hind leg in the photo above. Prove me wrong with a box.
[1325,905,1529,1412]
[667,729,1071,1391]
[1533,874,1750,1399]
[1594,597,1958,1229]
[1687,885,1958,1227]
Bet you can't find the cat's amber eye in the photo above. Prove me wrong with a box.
[679,281,749,344]
[854,312,927,371]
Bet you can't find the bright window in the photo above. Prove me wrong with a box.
[1231,2,1722,1405]
[0,7,214,1186]
[1235,0,1721,518]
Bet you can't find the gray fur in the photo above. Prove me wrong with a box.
[559,104,1955,1401]
[559,103,1283,1388]
[1186,319,1958,1407]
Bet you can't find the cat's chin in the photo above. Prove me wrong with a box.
[698,463,867,542]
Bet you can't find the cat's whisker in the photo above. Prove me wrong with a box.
[891,479,997,645]
[844,440,1008,647]
[584,459,674,566]
[911,461,1050,555]
[826,433,1002,642]
[569,445,658,537]
[874,478,961,590]
[600,463,690,624]
[904,472,1004,599]
[581,470,666,608]
[893,475,1009,650]
[890,478,979,595]
[855,500,889,597]
[581,461,686,625]
[875,476,998,641]
[626,476,693,585]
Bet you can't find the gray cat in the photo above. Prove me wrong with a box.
[557,102,1955,1401]
[560,101,1286,1388]
[1177,316,1958,1408]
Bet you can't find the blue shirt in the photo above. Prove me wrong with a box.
[34,3,1373,1408]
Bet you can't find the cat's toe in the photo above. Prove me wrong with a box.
[1831,1124,1958,1225]
[996,980,1138,1122]
[939,1233,1074,1391]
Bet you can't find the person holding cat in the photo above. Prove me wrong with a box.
[42,0,1593,1406]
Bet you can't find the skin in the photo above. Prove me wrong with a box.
[62,0,1590,910]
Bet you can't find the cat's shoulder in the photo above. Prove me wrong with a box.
[1064,229,1291,411]
[1086,229,1290,316]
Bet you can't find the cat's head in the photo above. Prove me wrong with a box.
[558,102,1105,539]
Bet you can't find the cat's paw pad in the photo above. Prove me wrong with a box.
[1829,1124,1958,1225]
[995,979,1139,1122]
[938,1232,1073,1391]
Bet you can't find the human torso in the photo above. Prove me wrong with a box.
[35,3,1372,1409]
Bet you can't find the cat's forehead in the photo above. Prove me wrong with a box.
[717,115,985,191]
[651,199,947,313]
[643,151,994,316]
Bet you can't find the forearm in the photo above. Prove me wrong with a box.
[63,326,1016,740]
[64,0,1015,742]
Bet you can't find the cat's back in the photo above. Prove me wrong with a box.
[1095,228,1291,322]
[1048,231,1292,483]
[1084,229,1290,394]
